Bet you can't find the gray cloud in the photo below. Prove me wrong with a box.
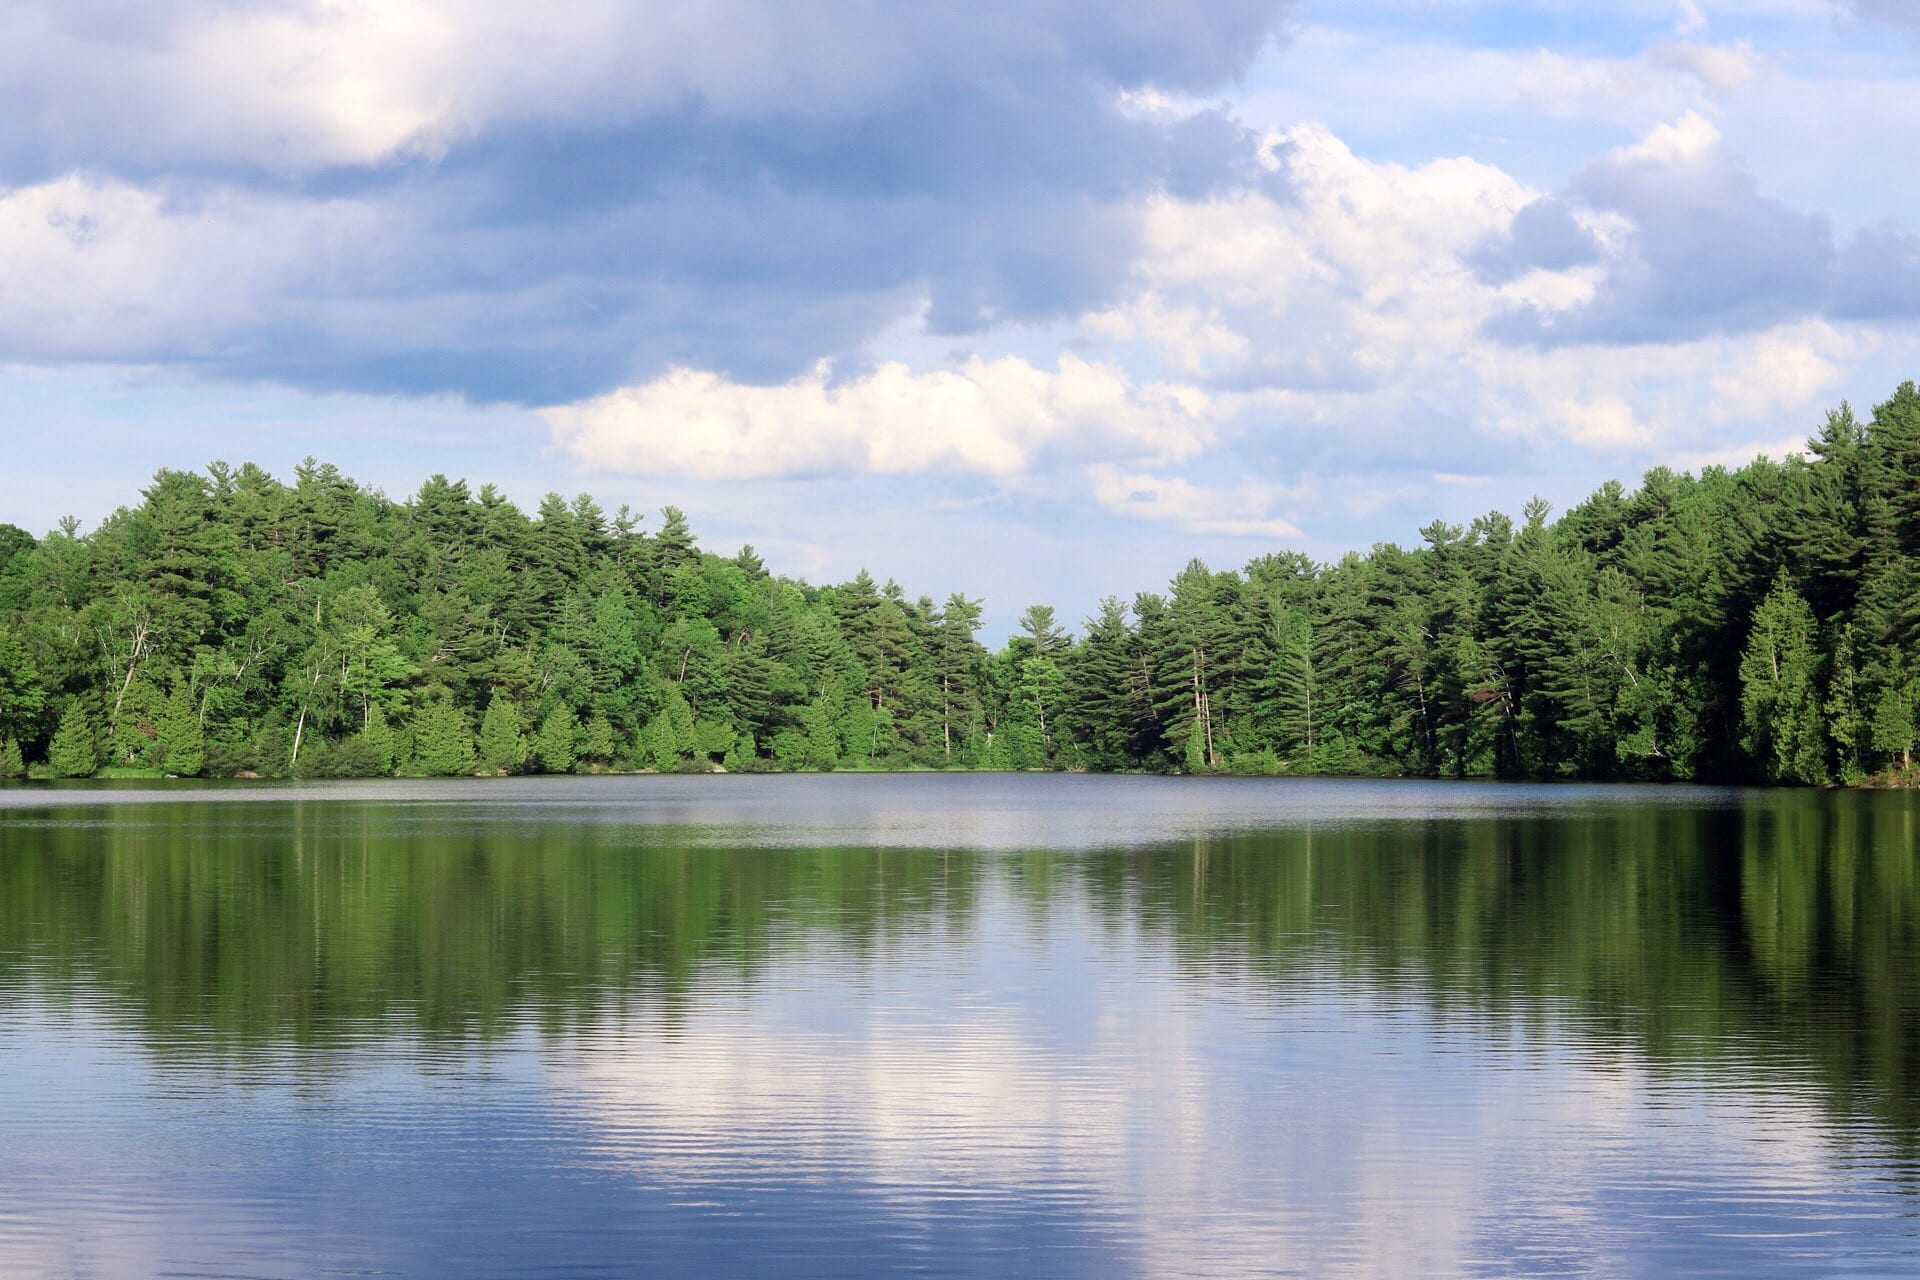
[1468,199,1602,286]
[1478,116,1920,349]
[1831,222,1920,319]
[0,0,1293,402]
[1845,0,1920,29]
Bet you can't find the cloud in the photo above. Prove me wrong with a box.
[0,176,385,364]
[1468,199,1603,285]
[1509,40,1758,120]
[0,1,1293,177]
[1844,0,1920,31]
[1088,122,1535,390]
[1088,465,1306,538]
[1485,114,1838,346]
[1070,113,1877,481]
[1478,113,1920,348]
[0,0,1297,401]
[1831,221,1920,319]
[543,356,1216,479]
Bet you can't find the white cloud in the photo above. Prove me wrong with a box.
[0,175,381,359]
[1555,395,1657,451]
[0,0,1294,173]
[1088,465,1306,538]
[1228,25,1765,145]
[542,355,1217,480]
[1075,112,1885,488]
[1511,43,1759,121]
[1089,122,1537,389]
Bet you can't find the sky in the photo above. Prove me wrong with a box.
[4,0,1920,638]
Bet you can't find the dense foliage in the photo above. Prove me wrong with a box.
[1,382,1917,783]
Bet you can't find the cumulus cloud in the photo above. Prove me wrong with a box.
[1479,113,1920,348]
[1069,113,1881,484]
[0,0,1292,177]
[0,175,385,363]
[1088,123,1535,390]
[6,0,1920,561]
[543,356,1216,479]
[1484,114,1836,345]
[1831,222,1920,319]
[1510,40,1759,120]
[1087,465,1306,538]
[0,0,1296,400]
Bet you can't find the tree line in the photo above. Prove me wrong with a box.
[1,381,1917,784]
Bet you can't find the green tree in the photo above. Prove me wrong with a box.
[579,713,617,766]
[478,696,525,774]
[154,685,205,777]
[1739,577,1828,784]
[1870,684,1914,772]
[0,624,45,743]
[931,594,984,762]
[47,705,99,778]
[360,703,397,775]
[411,691,476,777]
[535,705,578,774]
[1184,714,1208,774]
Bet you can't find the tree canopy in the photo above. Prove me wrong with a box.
[3,382,1919,783]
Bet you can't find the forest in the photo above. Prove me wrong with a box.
[0,381,1916,786]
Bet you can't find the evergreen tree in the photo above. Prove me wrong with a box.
[155,685,205,777]
[535,705,578,774]
[580,713,617,766]
[47,705,99,779]
[1017,604,1068,656]
[6,393,1920,787]
[478,695,525,775]
[0,738,24,780]
[1871,684,1914,772]
[0,623,45,744]
[360,703,397,775]
[411,691,476,777]
[1739,577,1828,784]
[932,594,984,762]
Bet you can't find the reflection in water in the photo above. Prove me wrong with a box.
[0,776,1916,1278]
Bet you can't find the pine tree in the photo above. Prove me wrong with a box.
[1870,684,1914,772]
[1016,656,1066,763]
[1739,577,1828,784]
[0,738,23,780]
[580,713,617,766]
[154,685,205,776]
[47,705,99,779]
[360,703,397,775]
[932,594,984,762]
[411,691,476,777]
[535,705,578,774]
[478,695,524,774]
[0,623,45,743]
[1017,604,1068,656]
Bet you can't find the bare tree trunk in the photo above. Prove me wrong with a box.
[110,618,153,724]
[1202,686,1215,768]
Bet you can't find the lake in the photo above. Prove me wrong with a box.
[1,774,1916,1278]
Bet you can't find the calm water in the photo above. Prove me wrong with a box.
[1,775,1917,1279]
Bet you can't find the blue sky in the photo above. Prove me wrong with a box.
[3,0,1918,638]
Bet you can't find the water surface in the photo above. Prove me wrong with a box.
[1,775,1917,1278]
